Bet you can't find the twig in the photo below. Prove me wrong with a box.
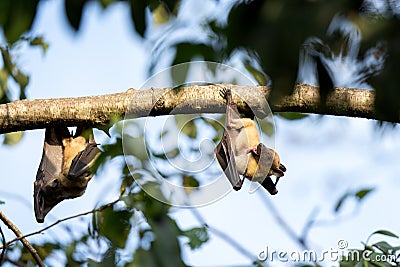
[300,207,320,242]
[3,255,28,267]
[187,203,257,263]
[0,224,5,265]
[0,210,44,267]
[1,198,120,249]
[256,190,309,251]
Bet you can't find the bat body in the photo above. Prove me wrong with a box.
[34,127,101,223]
[215,88,286,195]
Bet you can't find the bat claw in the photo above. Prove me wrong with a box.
[219,87,232,101]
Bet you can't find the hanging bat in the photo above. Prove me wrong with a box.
[215,88,286,195]
[34,127,101,223]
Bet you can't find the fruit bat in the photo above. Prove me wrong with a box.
[215,88,286,195]
[34,127,101,223]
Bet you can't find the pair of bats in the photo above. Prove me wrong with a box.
[215,88,286,194]
[33,88,285,222]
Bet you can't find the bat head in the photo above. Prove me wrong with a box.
[34,174,89,223]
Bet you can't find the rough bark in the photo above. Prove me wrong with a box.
[0,83,377,134]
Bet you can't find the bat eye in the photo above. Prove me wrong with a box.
[50,179,59,188]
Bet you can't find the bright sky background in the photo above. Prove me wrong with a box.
[1,1,400,266]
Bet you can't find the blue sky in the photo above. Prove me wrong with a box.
[1,1,400,266]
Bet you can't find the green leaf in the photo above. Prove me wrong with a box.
[129,0,147,37]
[146,216,187,267]
[244,61,268,85]
[355,188,375,200]
[175,115,197,138]
[96,207,133,249]
[258,118,274,136]
[278,112,309,120]
[99,0,116,9]
[372,241,394,255]
[334,187,375,214]
[0,200,4,205]
[2,0,39,43]
[128,247,158,267]
[334,192,350,213]
[152,2,171,24]
[182,175,200,195]
[153,148,179,160]
[29,36,49,54]
[3,131,24,146]
[65,0,88,31]
[371,230,398,239]
[88,247,116,267]
[182,226,209,250]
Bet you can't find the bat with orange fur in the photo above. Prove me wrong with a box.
[215,88,286,194]
[34,127,101,223]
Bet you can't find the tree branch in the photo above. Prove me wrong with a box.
[0,83,377,134]
[0,210,44,267]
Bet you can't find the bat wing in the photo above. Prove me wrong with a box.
[215,131,242,190]
[255,143,278,195]
[68,143,101,180]
[259,177,278,195]
[253,143,274,180]
[34,127,70,223]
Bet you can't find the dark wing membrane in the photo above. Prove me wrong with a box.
[253,144,274,180]
[259,176,278,195]
[68,143,101,180]
[34,127,69,222]
[215,132,242,190]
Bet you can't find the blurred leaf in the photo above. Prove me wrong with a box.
[29,36,49,54]
[355,188,375,200]
[370,230,398,239]
[278,112,308,120]
[0,68,10,104]
[36,242,61,261]
[372,241,394,255]
[153,147,179,160]
[244,61,268,85]
[0,200,5,205]
[182,175,199,195]
[129,0,147,37]
[96,206,133,249]
[88,246,116,267]
[334,192,350,213]
[1,0,39,43]
[173,43,216,65]
[175,115,197,138]
[65,0,88,31]
[3,131,24,146]
[146,216,187,267]
[128,247,158,267]
[182,226,209,250]
[153,2,170,24]
[123,134,148,160]
[99,0,116,9]
[14,69,29,97]
[334,187,375,213]
[258,118,274,136]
